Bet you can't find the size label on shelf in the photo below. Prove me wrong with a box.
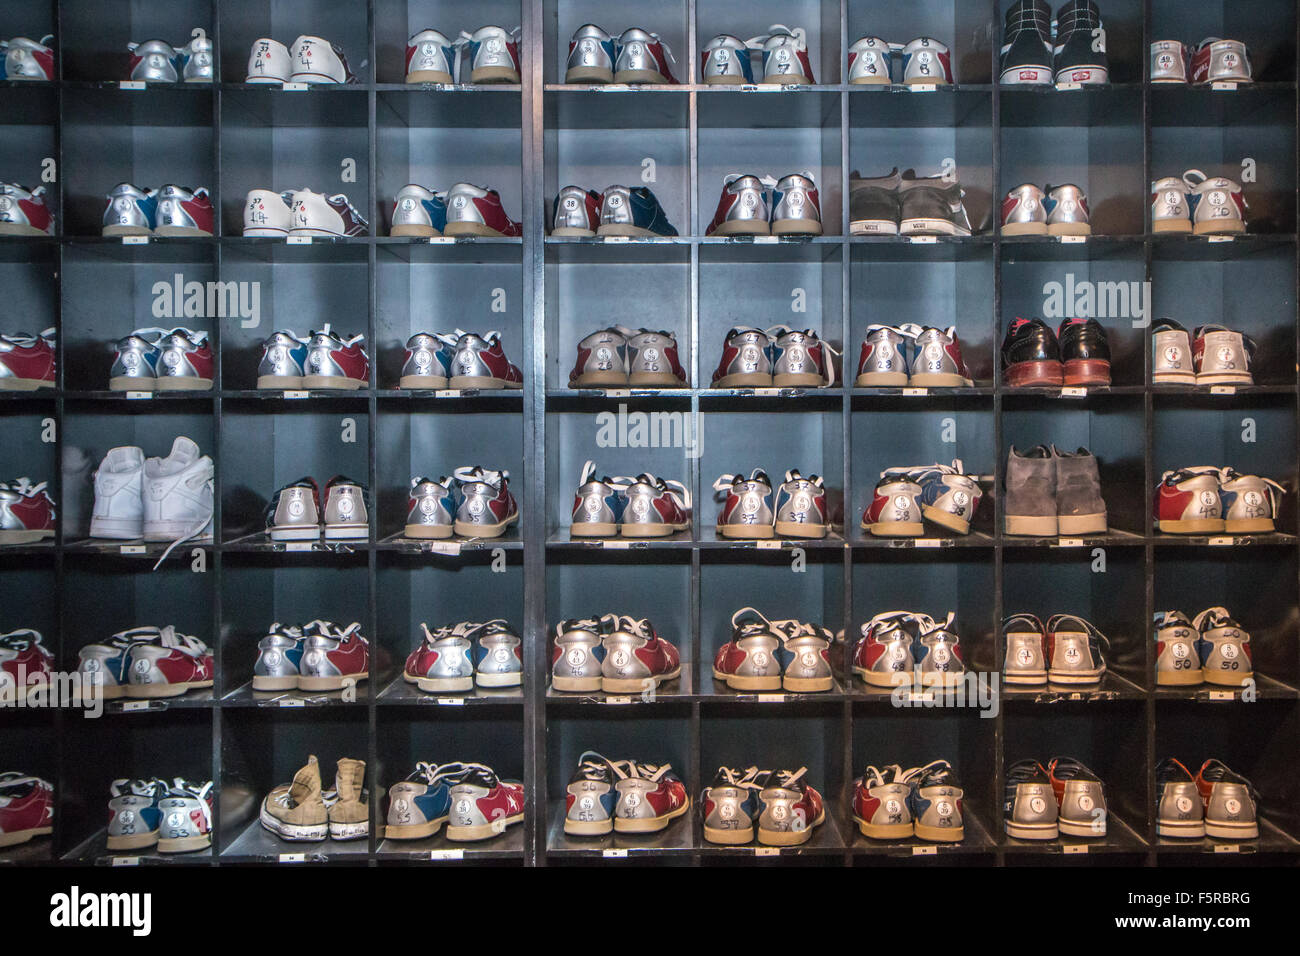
[914,538,943,548]
[425,542,461,555]
[909,236,937,244]
[122,236,148,245]
[754,847,780,856]
[912,845,937,856]
[600,84,631,92]
[602,849,628,858]
[285,541,314,552]
[434,389,462,398]
[753,236,778,244]
[281,82,308,91]
[427,236,454,244]
[120,81,146,91]
[1063,844,1089,855]
[603,695,632,705]
[110,856,141,866]
[430,849,464,861]
[1211,82,1238,91]
[603,389,631,397]
[1060,386,1087,397]
[282,390,308,399]
[1057,538,1085,548]
[278,699,305,708]
[1207,236,1234,243]
[120,544,145,554]
[902,387,929,396]
[1213,843,1240,853]
[752,387,781,396]
[121,701,150,712]
[278,853,306,862]
[907,692,934,703]
[602,236,630,243]
[286,235,311,244]
[1208,537,1234,547]
[1208,690,1236,701]
[436,698,465,706]
[603,540,631,550]
[1058,235,1087,244]
[1055,81,1082,91]
[1209,386,1236,395]
[125,391,152,399]
[756,694,785,703]
[910,83,937,92]
[755,540,783,549]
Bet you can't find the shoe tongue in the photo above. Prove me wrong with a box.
[291,759,321,804]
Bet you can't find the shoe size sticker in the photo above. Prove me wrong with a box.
[914,538,943,548]
[122,235,148,245]
[1056,538,1085,547]
[910,83,937,92]
[110,856,141,866]
[1060,386,1087,397]
[121,700,150,712]
[1063,844,1089,854]
[1210,386,1236,395]
[1211,82,1238,91]
[602,848,628,858]
[278,699,305,707]
[757,694,785,703]
[430,849,464,860]
[278,852,307,862]
[1059,235,1086,244]
[603,695,633,705]
[436,697,465,706]
[754,847,780,856]
[1208,690,1235,701]
[120,544,146,554]
[1055,82,1082,91]
[1208,536,1234,546]
[281,82,308,91]
[1213,843,1240,853]
[902,387,929,396]
[912,846,937,856]
[125,391,152,399]
[286,235,311,244]
[282,390,308,399]
[119,81,146,91]
[284,541,314,552]
[1207,236,1234,243]
[424,542,461,555]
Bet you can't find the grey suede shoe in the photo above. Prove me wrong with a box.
[1052,446,1107,534]
[1004,445,1057,536]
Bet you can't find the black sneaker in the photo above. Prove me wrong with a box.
[1053,0,1109,85]
[1057,317,1111,386]
[848,168,901,236]
[1000,0,1053,85]
[898,172,972,237]
[1001,317,1062,387]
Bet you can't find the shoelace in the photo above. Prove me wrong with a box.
[900,759,953,784]
[452,327,503,347]
[1045,614,1110,650]
[452,27,521,83]
[744,25,807,51]
[577,460,630,493]
[313,322,366,348]
[1,477,50,500]
[635,473,690,512]
[152,473,213,571]
[557,617,601,638]
[0,327,57,348]
[454,465,507,487]
[712,469,770,494]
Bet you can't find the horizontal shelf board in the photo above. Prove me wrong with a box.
[999,528,1146,548]
[222,681,370,707]
[1152,817,1300,855]
[376,676,524,706]
[1151,532,1298,548]
[64,829,214,866]
[1000,671,1148,702]
[1154,672,1300,702]
[545,805,696,857]
[1000,810,1148,854]
[220,820,370,863]
[545,664,694,704]
[849,531,997,550]
[846,806,997,856]
[547,530,694,550]
[376,531,523,553]
[375,824,525,861]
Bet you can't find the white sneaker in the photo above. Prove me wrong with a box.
[246,38,291,83]
[286,188,369,238]
[406,29,457,84]
[142,437,213,566]
[289,36,357,84]
[90,446,145,539]
[243,188,293,237]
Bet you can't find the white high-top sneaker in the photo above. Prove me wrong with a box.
[142,438,213,562]
[90,446,145,539]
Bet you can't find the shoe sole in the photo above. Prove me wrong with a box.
[257,375,303,389]
[415,675,473,693]
[1156,670,1204,686]
[406,70,453,84]
[914,822,964,842]
[1004,360,1065,387]
[126,680,213,698]
[156,834,211,853]
[106,831,159,850]
[773,521,826,538]
[0,826,52,847]
[564,817,613,836]
[445,222,512,238]
[1002,221,1048,237]
[703,823,755,844]
[717,524,774,539]
[571,370,629,387]
[1205,821,1258,840]
[713,373,773,388]
[446,812,522,841]
[1006,821,1059,840]
[1157,820,1205,838]
[399,375,449,389]
[854,816,913,839]
[1202,670,1252,687]
[855,371,909,387]
[922,505,970,535]
[300,376,364,389]
[454,513,519,538]
[404,525,452,539]
[0,378,54,390]
[612,797,689,833]
[565,66,614,84]
[852,667,911,688]
[1004,515,1058,536]
[1057,514,1107,535]
[259,805,327,842]
[602,665,680,693]
[391,224,441,237]
[385,817,447,839]
[475,672,521,688]
[710,219,770,237]
[448,376,522,389]
[298,674,368,692]
[863,521,924,537]
[758,809,824,846]
[1062,359,1110,386]
[713,667,782,692]
[1156,518,1225,534]
[551,676,603,692]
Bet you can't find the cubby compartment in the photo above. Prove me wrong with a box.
[849,249,996,388]
[849,0,993,86]
[701,548,845,697]
[849,708,997,855]
[375,709,526,860]
[377,399,523,541]
[850,398,995,541]
[219,0,369,84]
[62,90,215,238]
[377,89,523,234]
[1152,396,1297,537]
[1003,703,1149,852]
[0,405,56,507]
[0,553,56,655]
[698,0,839,85]
[219,706,368,860]
[62,708,214,863]
[1149,0,1297,83]
[0,246,58,342]
[220,404,367,541]
[376,242,524,390]
[219,90,369,237]
[374,548,525,700]
[1001,546,1148,694]
[1154,702,1300,852]
[221,554,369,700]
[699,705,845,854]
[218,243,368,390]
[544,246,690,391]
[1149,250,1297,387]
[850,549,997,685]
[1000,399,1146,538]
[0,712,57,864]
[999,255,1148,387]
[546,708,693,858]
[1153,549,1299,695]
[61,244,217,390]
[376,0,526,85]
[545,550,691,698]
[59,0,214,82]
[0,86,57,228]
[543,0,689,86]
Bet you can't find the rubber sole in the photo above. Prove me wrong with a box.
[0,826,51,847]
[1152,219,1191,234]
[757,807,824,846]
[406,70,453,84]
[0,378,54,390]
[1004,360,1064,387]
[1004,515,1058,536]
[298,674,368,692]
[1202,669,1252,687]
[385,817,446,840]
[404,524,452,539]
[126,679,213,698]
[454,512,519,538]
[612,797,689,833]
[713,667,782,692]
[1156,518,1225,534]
[1156,669,1204,686]
[446,811,523,842]
[1002,220,1048,236]
[602,665,680,694]
[717,524,774,539]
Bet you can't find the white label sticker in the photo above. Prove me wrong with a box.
[1055,82,1082,91]
[912,845,937,856]
[278,699,305,708]
[754,847,780,856]
[602,848,628,857]
[756,694,785,703]
[602,236,630,243]
[1208,536,1234,546]
[1061,386,1087,397]
[434,390,462,398]
[902,387,929,396]
[1059,235,1086,244]
[914,538,942,548]
[281,82,308,91]
[753,236,779,244]
[286,235,311,244]
[425,541,461,555]
[1210,386,1236,395]
[282,390,308,399]
[1057,538,1085,548]
[285,541,314,552]
[910,83,937,92]
[1208,690,1235,701]
[436,697,465,706]
[752,388,781,396]
[1063,844,1089,854]
[121,235,148,245]
[278,852,306,862]
[602,389,631,397]
[602,540,631,550]
[119,81,146,91]
[120,545,146,554]
[121,700,149,712]
[755,540,782,549]
[125,391,152,399]
[1211,82,1238,91]
[111,856,141,866]
[909,236,938,244]
[1207,235,1234,243]
[1213,843,1241,853]
[427,236,454,244]
[430,849,464,860]
[604,695,632,705]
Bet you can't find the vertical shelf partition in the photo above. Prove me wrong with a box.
[0,0,1296,867]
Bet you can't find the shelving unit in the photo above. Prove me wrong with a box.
[1,0,1297,867]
